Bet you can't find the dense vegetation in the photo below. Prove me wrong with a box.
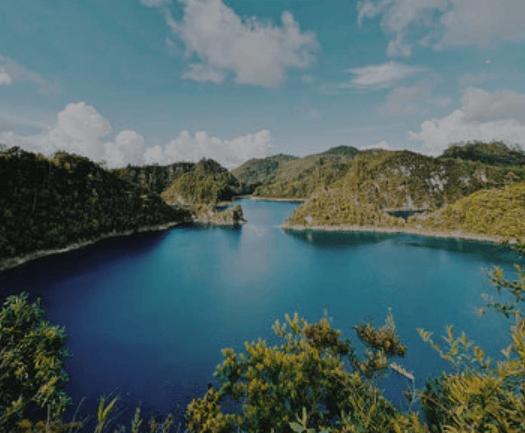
[232,146,359,198]
[112,162,196,195]
[0,147,189,264]
[161,158,240,205]
[407,182,525,240]
[284,146,525,230]
[439,140,525,166]
[2,264,525,432]
[231,154,299,195]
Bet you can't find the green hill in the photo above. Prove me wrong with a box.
[253,153,355,198]
[161,158,240,205]
[0,147,189,263]
[406,182,525,240]
[284,149,525,228]
[231,154,298,194]
[320,144,360,157]
[439,140,525,166]
[112,161,195,195]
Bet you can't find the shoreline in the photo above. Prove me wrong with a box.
[235,195,306,202]
[280,223,520,246]
[0,221,182,273]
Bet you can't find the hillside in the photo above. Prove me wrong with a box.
[406,182,525,240]
[112,162,195,195]
[161,158,240,205]
[232,146,359,198]
[284,149,525,228]
[231,153,298,194]
[253,153,355,198]
[0,147,190,264]
[439,141,525,166]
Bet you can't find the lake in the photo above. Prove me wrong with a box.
[0,198,523,427]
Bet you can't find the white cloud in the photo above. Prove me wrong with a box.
[0,67,13,85]
[0,54,60,94]
[461,88,525,123]
[143,129,272,169]
[0,102,271,169]
[357,0,525,57]
[409,88,525,155]
[458,73,495,85]
[359,140,392,150]
[165,0,319,87]
[343,62,426,90]
[377,84,451,116]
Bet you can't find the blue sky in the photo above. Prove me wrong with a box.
[1,0,525,168]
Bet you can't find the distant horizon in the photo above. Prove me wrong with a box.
[2,0,525,169]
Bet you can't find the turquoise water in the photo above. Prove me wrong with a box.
[1,198,523,425]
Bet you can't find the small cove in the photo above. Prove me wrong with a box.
[1,198,524,426]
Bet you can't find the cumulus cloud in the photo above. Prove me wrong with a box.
[0,67,13,85]
[357,0,525,57]
[409,87,525,155]
[0,54,60,94]
[343,62,426,90]
[377,84,451,116]
[0,102,271,169]
[163,0,319,87]
[143,129,272,169]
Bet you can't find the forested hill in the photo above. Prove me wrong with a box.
[112,161,196,195]
[161,158,240,205]
[439,140,525,166]
[232,145,359,198]
[284,145,525,230]
[0,147,189,263]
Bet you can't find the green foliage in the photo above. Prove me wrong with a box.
[439,140,525,166]
[407,182,525,241]
[185,312,413,433]
[0,293,70,431]
[418,265,525,433]
[232,154,299,195]
[0,148,190,264]
[284,148,525,229]
[161,159,239,205]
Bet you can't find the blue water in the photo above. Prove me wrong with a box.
[1,198,524,426]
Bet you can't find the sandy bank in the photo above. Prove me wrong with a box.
[280,223,520,246]
[0,221,182,273]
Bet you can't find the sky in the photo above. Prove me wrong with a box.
[1,0,525,169]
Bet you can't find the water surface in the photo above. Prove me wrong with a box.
[1,199,523,424]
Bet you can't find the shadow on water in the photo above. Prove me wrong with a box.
[0,229,175,299]
[284,229,393,250]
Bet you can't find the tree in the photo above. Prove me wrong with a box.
[0,293,71,431]
[418,265,525,433]
[184,312,419,433]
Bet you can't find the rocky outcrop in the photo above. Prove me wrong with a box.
[189,204,246,226]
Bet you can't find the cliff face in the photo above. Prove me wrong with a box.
[0,147,190,262]
[284,149,525,229]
